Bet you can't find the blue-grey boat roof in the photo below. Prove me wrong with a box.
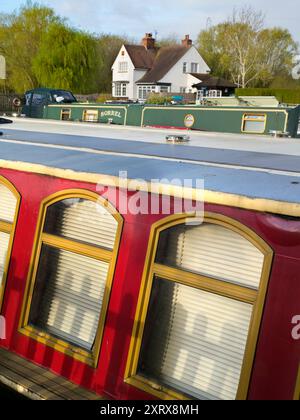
[1,128,300,216]
[3,128,300,173]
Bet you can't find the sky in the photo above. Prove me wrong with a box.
[1,0,299,44]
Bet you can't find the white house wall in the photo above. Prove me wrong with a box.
[112,45,136,99]
[112,44,211,99]
[133,69,148,99]
[159,46,210,93]
[187,74,205,91]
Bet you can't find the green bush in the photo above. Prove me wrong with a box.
[96,93,114,103]
[146,94,173,105]
[236,88,300,105]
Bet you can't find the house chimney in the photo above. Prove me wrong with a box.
[182,35,192,47]
[142,33,155,50]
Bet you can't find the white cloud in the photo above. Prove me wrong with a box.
[2,0,300,43]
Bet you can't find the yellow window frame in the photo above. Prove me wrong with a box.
[18,189,123,368]
[82,109,99,122]
[124,212,273,400]
[0,175,21,311]
[60,108,72,121]
[294,365,300,400]
[241,113,267,134]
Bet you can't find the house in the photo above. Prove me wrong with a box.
[192,74,237,99]
[111,33,211,101]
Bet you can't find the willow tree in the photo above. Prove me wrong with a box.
[0,2,61,92]
[33,23,99,93]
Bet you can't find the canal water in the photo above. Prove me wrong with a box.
[0,384,28,399]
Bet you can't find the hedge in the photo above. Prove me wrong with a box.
[96,93,114,103]
[146,94,173,105]
[236,88,300,105]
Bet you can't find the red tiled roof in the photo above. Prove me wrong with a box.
[124,45,158,69]
[136,46,190,84]
[124,43,191,84]
[191,73,236,88]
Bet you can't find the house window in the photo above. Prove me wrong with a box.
[115,83,127,97]
[82,109,99,122]
[138,86,156,100]
[115,84,121,97]
[191,63,198,73]
[180,87,186,93]
[0,178,20,309]
[242,114,267,134]
[118,62,128,73]
[183,62,187,74]
[19,191,123,367]
[125,213,273,400]
[160,86,169,94]
[60,108,71,121]
[208,90,222,98]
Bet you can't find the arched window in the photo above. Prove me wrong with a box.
[125,213,273,400]
[0,177,20,309]
[20,190,122,367]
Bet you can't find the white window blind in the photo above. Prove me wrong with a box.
[139,278,253,400]
[243,118,266,133]
[30,196,119,351]
[0,184,17,223]
[44,198,118,250]
[83,110,98,122]
[0,184,17,288]
[137,222,266,400]
[0,232,10,286]
[160,223,264,289]
[31,246,109,350]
